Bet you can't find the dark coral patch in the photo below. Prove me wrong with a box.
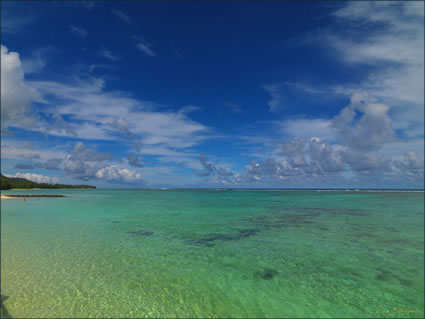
[254,268,279,280]
[189,228,259,246]
[128,230,154,236]
[289,207,370,217]
[375,267,397,282]
[248,213,316,229]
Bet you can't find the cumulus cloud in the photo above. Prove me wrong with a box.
[63,142,142,184]
[196,131,423,187]
[126,155,144,168]
[343,151,391,173]
[5,173,58,184]
[96,166,141,183]
[309,138,345,173]
[325,2,423,137]
[281,119,335,142]
[1,45,42,133]
[63,142,110,180]
[286,2,423,142]
[69,25,87,39]
[332,92,395,151]
[280,137,308,168]
[196,155,234,183]
[231,92,418,185]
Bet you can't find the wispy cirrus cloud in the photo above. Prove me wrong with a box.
[170,40,182,58]
[98,46,119,61]
[73,1,95,11]
[26,73,211,171]
[112,9,131,24]
[69,25,87,39]
[133,36,156,57]
[0,2,38,34]
[263,83,284,112]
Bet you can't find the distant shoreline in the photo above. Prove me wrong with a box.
[1,194,65,199]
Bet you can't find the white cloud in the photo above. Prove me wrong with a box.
[328,2,423,137]
[69,25,87,39]
[196,89,422,187]
[30,76,210,154]
[332,92,395,151]
[5,173,58,184]
[21,49,47,73]
[281,118,335,142]
[1,141,67,161]
[289,2,424,142]
[112,9,131,24]
[1,45,43,133]
[126,155,144,168]
[96,166,141,183]
[99,47,119,61]
[62,142,142,184]
[263,83,284,112]
[75,1,95,11]
[134,37,156,57]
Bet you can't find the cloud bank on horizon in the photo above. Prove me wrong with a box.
[1,1,423,188]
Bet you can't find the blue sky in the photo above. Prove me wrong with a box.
[1,1,424,188]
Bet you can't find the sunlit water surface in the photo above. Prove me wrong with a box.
[1,189,424,318]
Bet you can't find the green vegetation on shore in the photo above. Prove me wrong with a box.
[0,174,95,190]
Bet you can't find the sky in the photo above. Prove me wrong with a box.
[1,1,424,189]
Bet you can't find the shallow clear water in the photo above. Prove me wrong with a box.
[1,189,424,318]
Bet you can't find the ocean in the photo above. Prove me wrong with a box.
[1,189,424,318]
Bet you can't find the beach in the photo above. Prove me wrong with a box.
[1,189,424,318]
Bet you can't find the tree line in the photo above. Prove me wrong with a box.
[0,174,95,190]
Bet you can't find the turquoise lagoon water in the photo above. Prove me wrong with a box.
[1,189,424,318]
